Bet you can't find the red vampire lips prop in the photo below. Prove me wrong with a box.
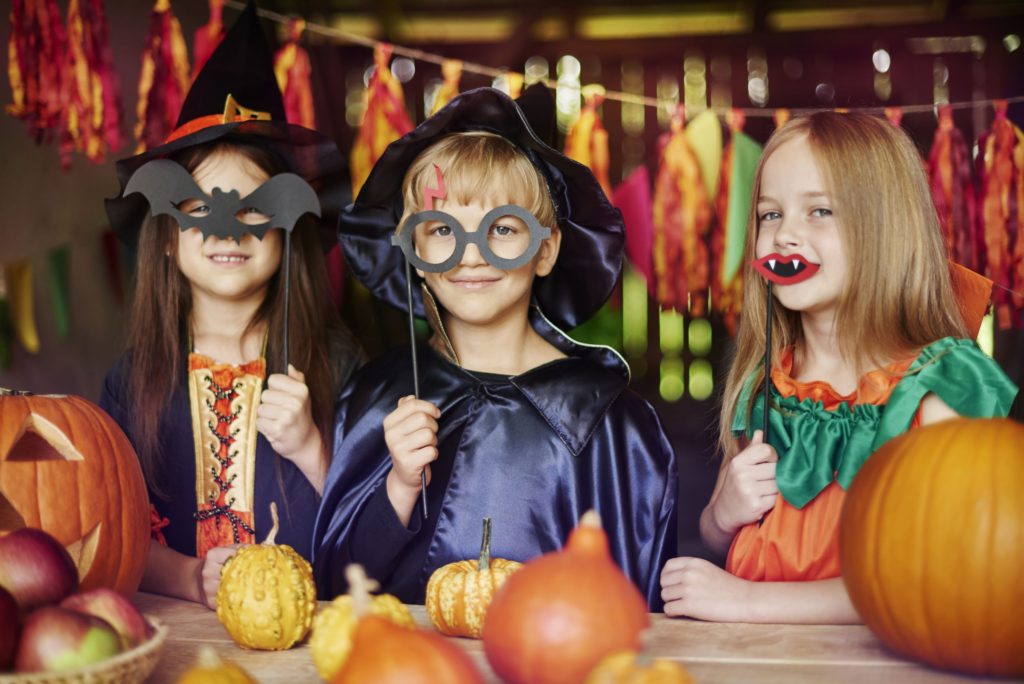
[752,253,820,285]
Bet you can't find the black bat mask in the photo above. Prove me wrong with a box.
[123,159,321,242]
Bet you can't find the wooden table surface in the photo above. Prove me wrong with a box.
[136,593,1015,683]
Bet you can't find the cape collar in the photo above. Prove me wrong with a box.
[422,306,629,457]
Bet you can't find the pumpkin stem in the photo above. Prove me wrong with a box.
[196,645,224,669]
[477,517,492,571]
[264,501,280,546]
[580,509,602,528]
[345,564,381,618]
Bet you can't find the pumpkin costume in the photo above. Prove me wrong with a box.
[314,88,678,609]
[727,337,1017,581]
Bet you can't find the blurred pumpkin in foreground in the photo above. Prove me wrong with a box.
[483,510,649,684]
[332,565,484,684]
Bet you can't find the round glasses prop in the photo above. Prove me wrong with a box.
[391,204,552,272]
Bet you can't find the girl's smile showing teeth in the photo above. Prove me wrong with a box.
[208,253,250,265]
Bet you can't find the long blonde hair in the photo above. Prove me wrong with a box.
[718,112,968,459]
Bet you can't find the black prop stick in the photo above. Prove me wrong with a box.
[750,253,821,445]
[402,258,430,519]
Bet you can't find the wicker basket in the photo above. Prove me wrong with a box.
[0,615,168,684]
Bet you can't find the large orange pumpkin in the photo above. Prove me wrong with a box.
[0,389,149,594]
[840,417,1024,678]
[482,510,650,684]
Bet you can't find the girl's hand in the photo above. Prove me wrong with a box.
[383,395,440,525]
[708,430,779,536]
[661,557,753,621]
[257,365,326,492]
[257,365,319,461]
[196,544,245,610]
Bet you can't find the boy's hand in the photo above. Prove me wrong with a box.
[257,365,318,461]
[709,430,779,535]
[196,544,246,610]
[383,396,440,524]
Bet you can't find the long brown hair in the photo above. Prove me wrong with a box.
[123,137,351,497]
[719,112,968,460]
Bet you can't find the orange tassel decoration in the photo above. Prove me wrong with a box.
[192,0,224,81]
[7,0,66,146]
[928,106,980,271]
[651,105,712,315]
[350,43,413,197]
[977,100,1024,329]
[133,0,190,153]
[564,85,612,199]
[429,59,462,116]
[274,18,315,128]
[61,0,123,168]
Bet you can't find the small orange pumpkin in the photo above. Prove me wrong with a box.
[841,418,1024,678]
[332,565,484,684]
[585,649,695,684]
[426,517,522,638]
[482,510,650,684]
[0,389,149,594]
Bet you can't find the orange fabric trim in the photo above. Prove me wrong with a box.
[188,353,265,558]
[726,348,919,582]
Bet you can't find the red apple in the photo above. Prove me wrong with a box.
[0,586,17,669]
[14,606,121,673]
[0,529,78,613]
[61,588,151,649]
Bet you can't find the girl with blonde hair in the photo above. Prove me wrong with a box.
[660,111,1017,623]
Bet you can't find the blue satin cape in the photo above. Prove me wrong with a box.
[312,308,678,610]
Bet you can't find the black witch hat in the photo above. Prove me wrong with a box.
[339,85,624,331]
[105,2,346,249]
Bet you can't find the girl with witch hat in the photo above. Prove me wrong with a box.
[660,112,1017,623]
[100,2,361,609]
[313,86,678,609]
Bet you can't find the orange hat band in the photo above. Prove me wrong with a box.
[164,94,272,144]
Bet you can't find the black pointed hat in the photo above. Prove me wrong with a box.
[339,86,624,331]
[105,2,346,249]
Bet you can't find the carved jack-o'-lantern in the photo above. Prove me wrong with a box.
[0,389,149,593]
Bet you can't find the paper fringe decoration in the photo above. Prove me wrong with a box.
[274,17,315,128]
[350,43,413,197]
[928,105,981,272]
[46,246,71,339]
[429,59,462,116]
[192,0,224,81]
[134,0,190,153]
[61,0,123,168]
[685,109,723,203]
[7,0,67,146]
[712,110,762,334]
[564,86,612,199]
[978,100,1024,330]
[652,105,712,315]
[613,165,655,293]
[4,262,39,354]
